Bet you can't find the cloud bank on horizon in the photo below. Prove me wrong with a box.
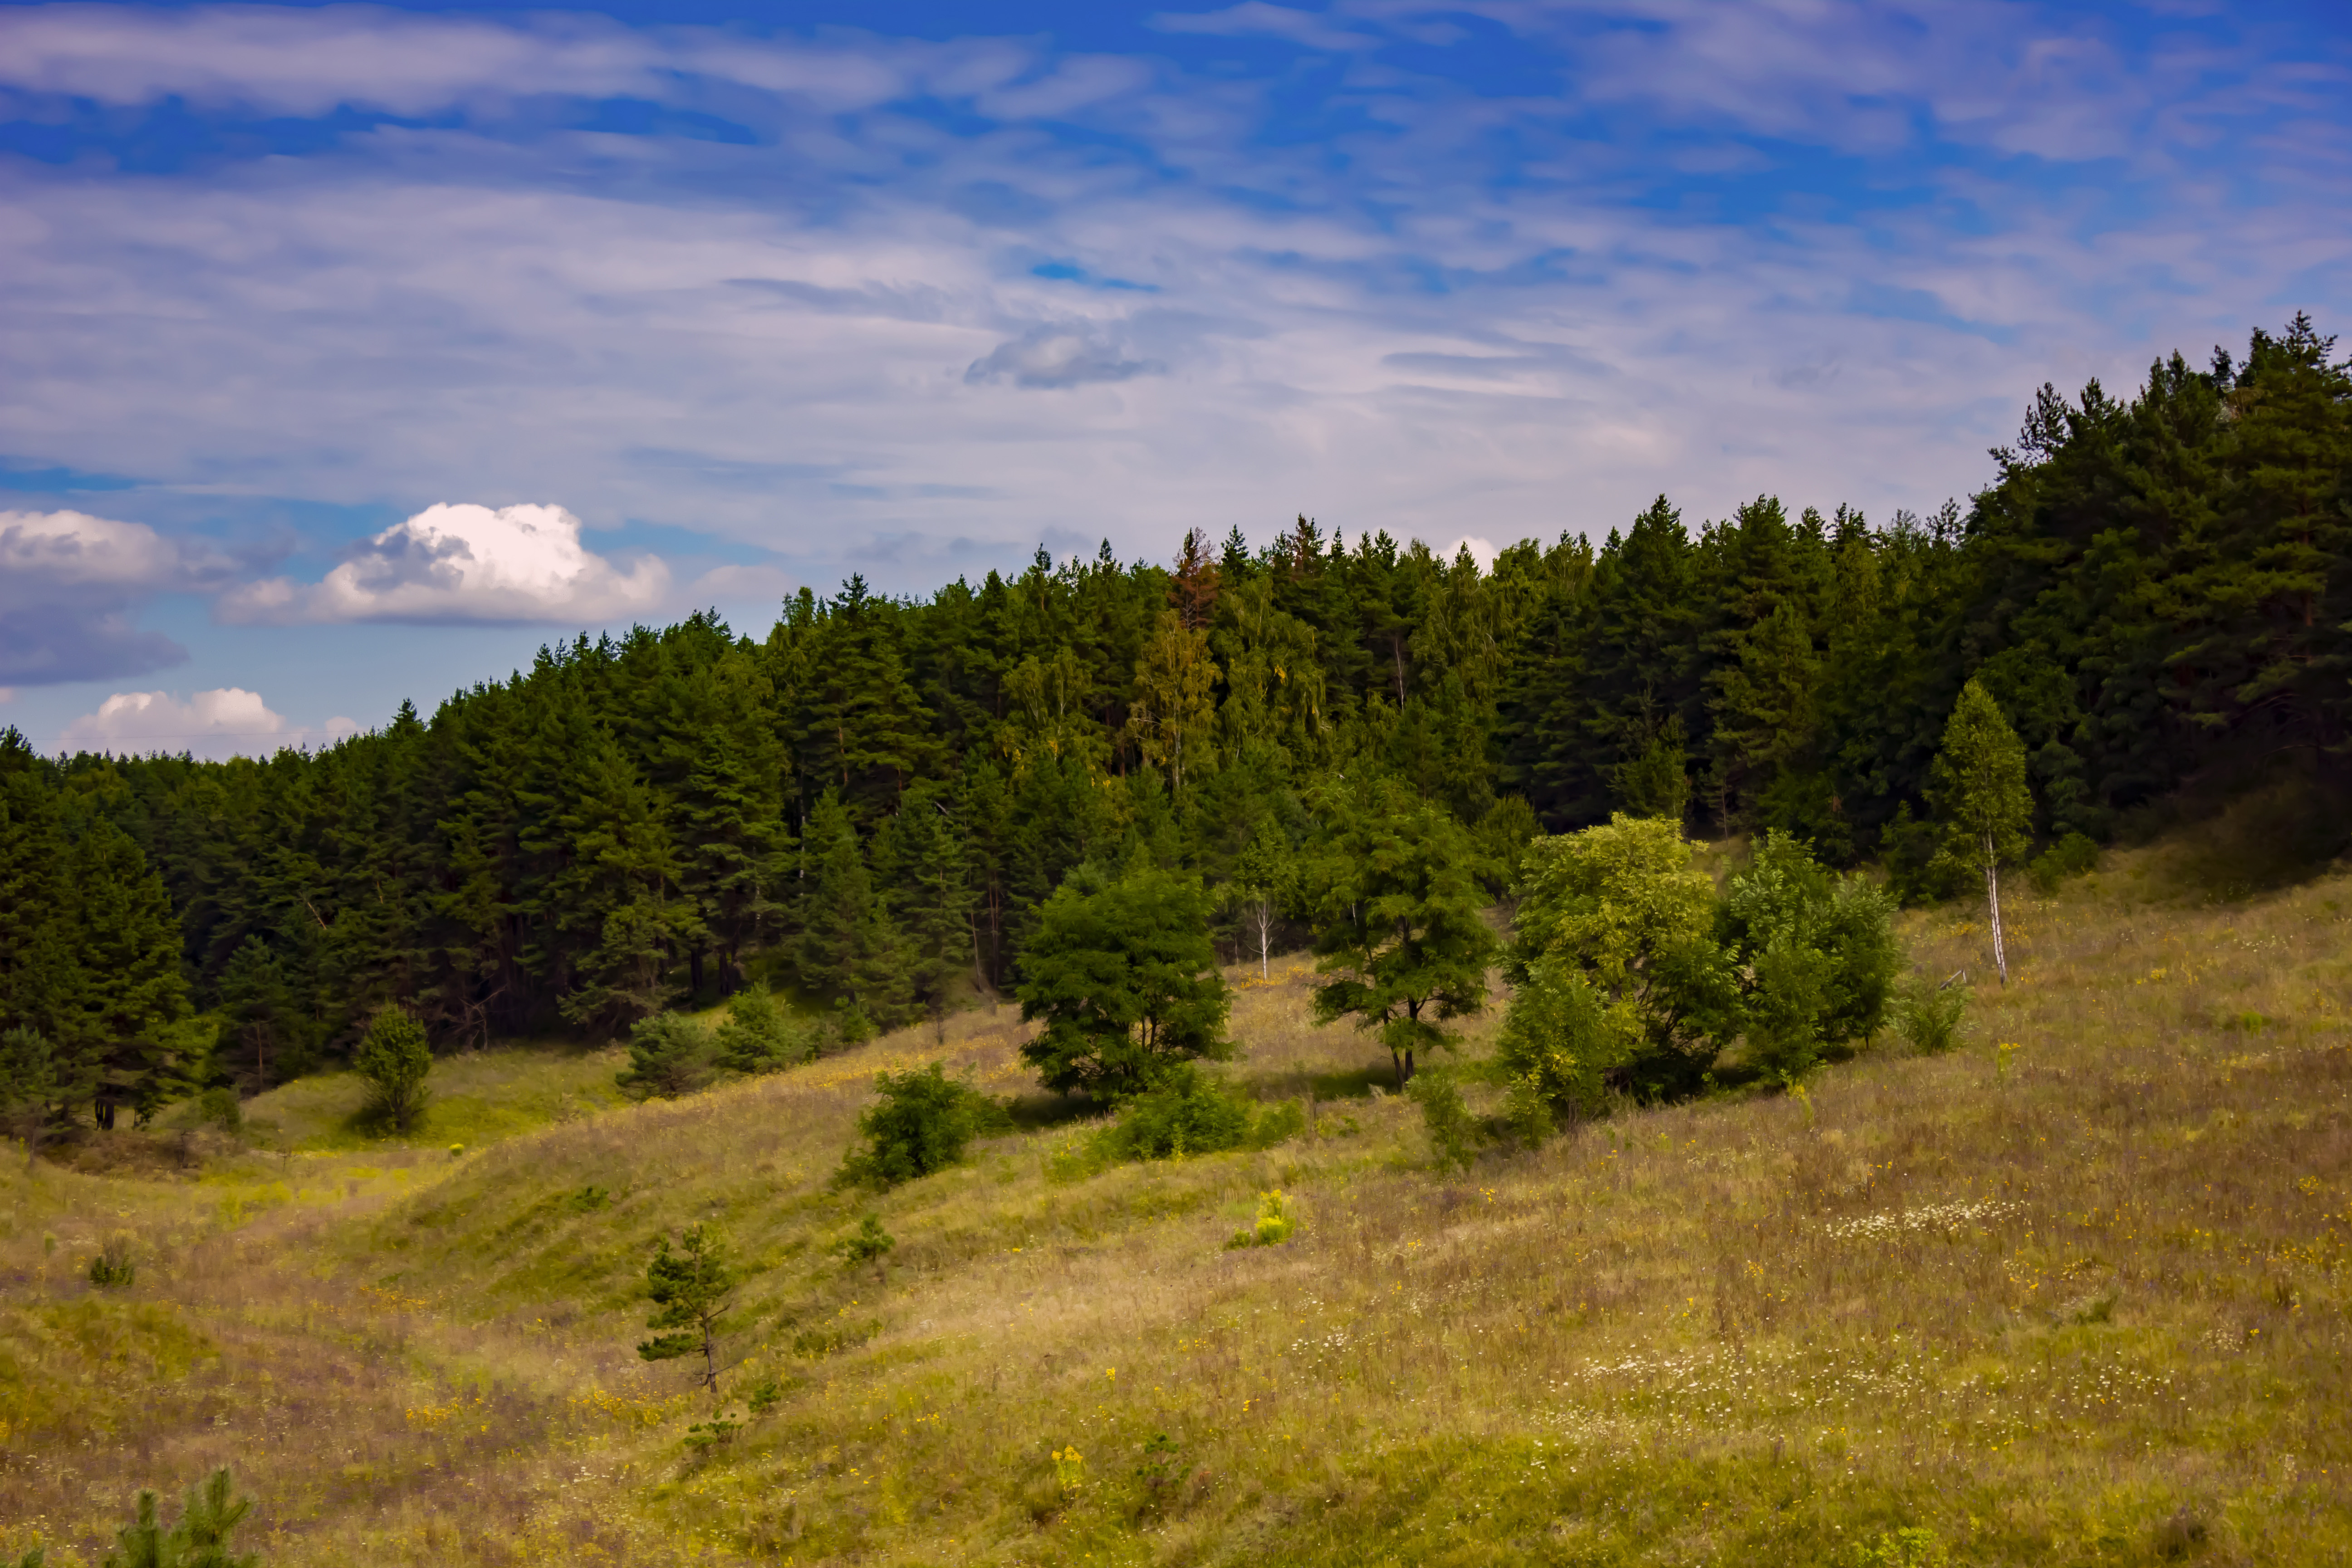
[0,0,2346,750]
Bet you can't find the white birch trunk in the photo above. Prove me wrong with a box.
[1983,831,2009,985]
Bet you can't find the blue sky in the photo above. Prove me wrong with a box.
[1,0,2346,755]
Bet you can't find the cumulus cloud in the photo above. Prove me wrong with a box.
[221,503,671,625]
[965,326,1165,389]
[60,688,359,761]
[0,509,217,684]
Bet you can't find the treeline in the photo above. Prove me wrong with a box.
[0,315,2342,1116]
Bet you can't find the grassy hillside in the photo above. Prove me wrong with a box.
[4,832,2350,1566]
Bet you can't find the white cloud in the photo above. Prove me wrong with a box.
[1439,535,1499,572]
[221,503,671,625]
[60,688,359,761]
[0,508,184,587]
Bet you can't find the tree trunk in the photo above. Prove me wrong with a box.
[1984,834,2009,985]
[1255,899,1271,981]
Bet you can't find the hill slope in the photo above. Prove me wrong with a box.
[4,840,2350,1566]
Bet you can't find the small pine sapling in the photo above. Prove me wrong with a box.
[101,1467,258,1568]
[837,1213,895,1277]
[638,1225,736,1394]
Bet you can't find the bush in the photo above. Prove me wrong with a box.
[712,986,806,1074]
[616,1012,714,1100]
[837,1063,1007,1189]
[196,1087,243,1134]
[1099,1065,1250,1160]
[1497,959,1628,1138]
[353,1006,433,1133]
[1892,974,1971,1054]
[88,1232,136,1290]
[1405,1065,1478,1172]
[2029,830,2101,893]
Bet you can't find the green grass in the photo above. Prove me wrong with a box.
[159,1041,630,1153]
[5,833,2352,1565]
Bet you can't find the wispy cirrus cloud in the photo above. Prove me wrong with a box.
[0,0,2343,620]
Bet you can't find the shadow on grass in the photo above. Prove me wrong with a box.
[1250,1063,1395,1103]
[1001,1091,1112,1132]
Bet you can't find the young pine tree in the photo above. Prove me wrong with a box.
[1928,680,2034,984]
[639,1225,735,1394]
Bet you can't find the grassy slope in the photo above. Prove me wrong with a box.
[4,832,2351,1566]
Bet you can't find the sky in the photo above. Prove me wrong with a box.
[1,0,2347,758]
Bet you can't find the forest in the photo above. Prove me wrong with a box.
[1,314,2346,1128]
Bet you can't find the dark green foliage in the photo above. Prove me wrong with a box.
[1018,867,1232,1099]
[2029,831,2100,893]
[101,1467,258,1568]
[1,1025,58,1164]
[838,1063,1006,1188]
[1,315,2338,1102]
[615,1012,713,1100]
[638,1224,735,1392]
[352,1006,432,1133]
[1718,832,1902,1077]
[710,986,804,1074]
[1097,1063,1252,1160]
[1307,778,1495,1087]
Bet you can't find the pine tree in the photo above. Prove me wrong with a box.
[638,1225,735,1393]
[1928,680,2034,983]
[59,817,191,1128]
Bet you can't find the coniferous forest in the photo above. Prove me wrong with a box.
[3,316,2347,1126]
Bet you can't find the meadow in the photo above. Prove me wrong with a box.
[2,824,2348,1566]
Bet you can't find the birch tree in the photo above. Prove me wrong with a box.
[1928,680,2034,984]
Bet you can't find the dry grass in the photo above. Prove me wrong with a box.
[4,830,2350,1565]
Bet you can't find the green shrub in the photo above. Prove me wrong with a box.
[838,1063,1007,1189]
[1100,1065,1250,1160]
[353,1006,433,1133]
[615,1012,713,1100]
[196,1087,242,1134]
[88,1232,136,1291]
[1405,1066,1478,1172]
[711,986,807,1074]
[1854,1526,1949,1567]
[2029,830,2101,893]
[837,1214,895,1269]
[1892,974,1971,1054]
